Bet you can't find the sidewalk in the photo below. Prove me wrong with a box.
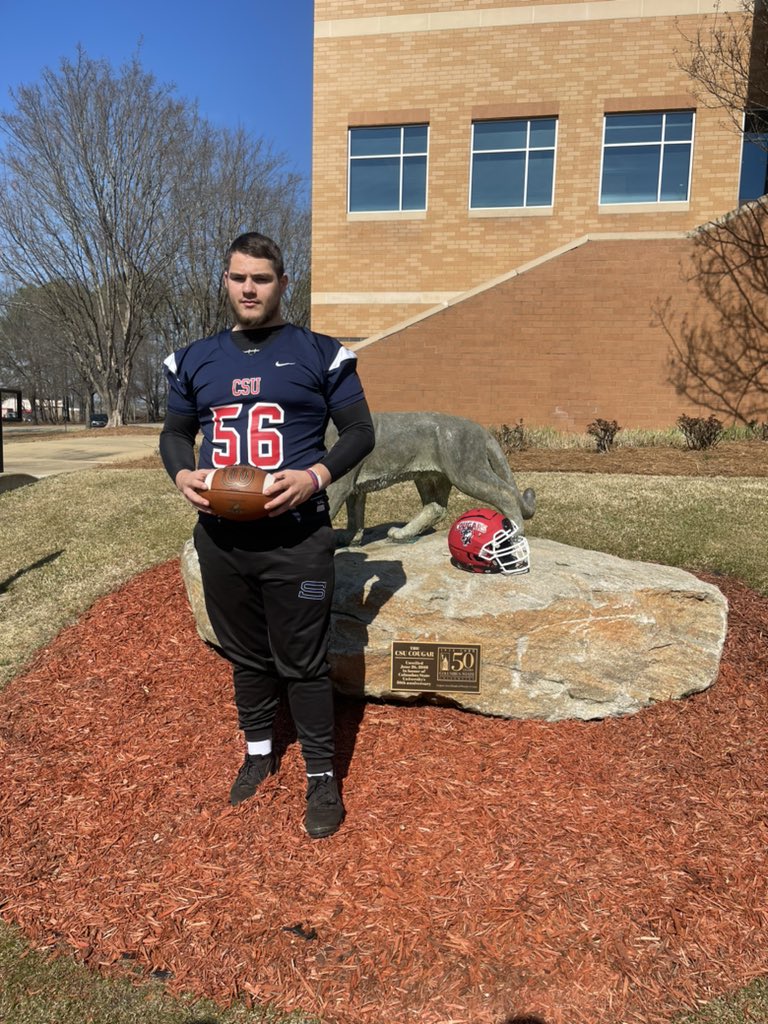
[0,428,161,479]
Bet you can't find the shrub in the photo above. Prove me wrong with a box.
[492,420,528,454]
[586,418,621,453]
[677,414,723,450]
[748,420,768,442]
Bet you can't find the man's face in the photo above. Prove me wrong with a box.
[224,253,288,329]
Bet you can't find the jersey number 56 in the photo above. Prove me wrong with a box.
[210,403,284,469]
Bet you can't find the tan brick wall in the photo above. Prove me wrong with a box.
[317,0,596,16]
[352,235,750,431]
[312,2,748,340]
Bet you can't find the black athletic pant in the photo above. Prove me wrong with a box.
[194,514,337,774]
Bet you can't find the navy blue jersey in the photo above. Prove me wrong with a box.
[164,325,365,472]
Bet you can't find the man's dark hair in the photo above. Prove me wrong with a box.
[226,232,285,277]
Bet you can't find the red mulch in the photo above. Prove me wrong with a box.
[1,564,768,1024]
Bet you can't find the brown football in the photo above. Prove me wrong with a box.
[203,465,274,521]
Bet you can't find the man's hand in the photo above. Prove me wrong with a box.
[263,466,330,517]
[175,468,212,512]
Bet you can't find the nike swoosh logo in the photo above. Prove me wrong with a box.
[275,361,296,367]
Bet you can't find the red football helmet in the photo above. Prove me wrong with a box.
[448,508,530,575]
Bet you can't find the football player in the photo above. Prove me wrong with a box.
[159,232,375,839]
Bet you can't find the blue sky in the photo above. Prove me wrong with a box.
[0,0,315,180]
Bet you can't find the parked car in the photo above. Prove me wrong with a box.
[90,413,108,428]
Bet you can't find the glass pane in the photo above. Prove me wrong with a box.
[471,151,525,207]
[526,150,554,205]
[473,120,527,152]
[402,155,427,209]
[660,144,691,200]
[349,126,402,157]
[664,111,694,141]
[604,113,663,145]
[739,134,768,203]
[349,156,401,211]
[529,118,557,149]
[600,145,661,203]
[403,124,428,154]
[745,110,768,134]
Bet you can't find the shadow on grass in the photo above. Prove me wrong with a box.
[0,550,63,594]
[0,473,38,495]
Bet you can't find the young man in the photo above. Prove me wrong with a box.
[159,232,375,839]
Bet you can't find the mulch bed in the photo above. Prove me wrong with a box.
[510,440,768,477]
[1,563,768,1024]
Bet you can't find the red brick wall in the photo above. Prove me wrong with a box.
[353,235,736,431]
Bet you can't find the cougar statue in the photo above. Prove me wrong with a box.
[326,411,536,546]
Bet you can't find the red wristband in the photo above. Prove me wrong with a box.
[306,469,321,492]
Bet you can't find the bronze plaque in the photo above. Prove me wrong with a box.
[391,641,481,694]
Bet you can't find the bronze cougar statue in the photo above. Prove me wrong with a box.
[326,412,535,546]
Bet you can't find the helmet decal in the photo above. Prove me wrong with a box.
[457,521,475,545]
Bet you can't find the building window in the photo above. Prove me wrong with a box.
[600,111,694,204]
[348,124,428,212]
[739,111,768,204]
[470,118,557,208]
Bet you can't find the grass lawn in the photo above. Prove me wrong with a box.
[1,447,767,1023]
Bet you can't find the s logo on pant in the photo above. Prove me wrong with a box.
[299,580,327,601]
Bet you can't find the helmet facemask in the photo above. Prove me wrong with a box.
[479,519,530,574]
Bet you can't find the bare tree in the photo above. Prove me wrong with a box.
[658,203,768,422]
[676,1,768,131]
[153,124,311,350]
[280,205,312,328]
[662,2,768,422]
[0,284,88,422]
[0,287,47,422]
[0,51,312,423]
[128,332,168,423]
[0,50,197,425]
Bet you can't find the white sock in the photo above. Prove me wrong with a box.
[247,739,272,757]
[306,770,333,778]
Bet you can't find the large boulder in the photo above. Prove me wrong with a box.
[179,535,727,721]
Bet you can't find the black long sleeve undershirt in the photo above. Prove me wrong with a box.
[322,398,376,480]
[159,398,375,485]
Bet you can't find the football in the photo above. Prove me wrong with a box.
[203,465,275,521]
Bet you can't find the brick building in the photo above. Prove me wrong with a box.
[311,0,765,429]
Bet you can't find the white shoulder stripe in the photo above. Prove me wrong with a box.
[164,352,178,375]
[329,346,357,373]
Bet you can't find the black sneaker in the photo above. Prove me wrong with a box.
[304,774,345,838]
[229,753,277,806]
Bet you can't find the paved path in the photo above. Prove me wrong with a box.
[0,429,161,479]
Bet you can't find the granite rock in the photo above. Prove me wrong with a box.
[179,534,728,721]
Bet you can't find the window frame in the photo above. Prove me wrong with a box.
[468,116,558,211]
[598,110,695,206]
[347,123,429,214]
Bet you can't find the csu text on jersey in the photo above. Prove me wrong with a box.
[232,377,261,397]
